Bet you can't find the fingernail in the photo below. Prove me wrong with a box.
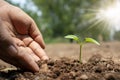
[33,65,39,72]
[8,45,18,56]
[30,61,40,72]
[42,56,49,60]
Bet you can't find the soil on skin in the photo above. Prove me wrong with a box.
[0,54,120,80]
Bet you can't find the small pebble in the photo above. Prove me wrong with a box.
[80,74,88,80]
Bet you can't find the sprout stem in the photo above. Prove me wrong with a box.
[79,44,82,63]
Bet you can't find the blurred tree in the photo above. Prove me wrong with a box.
[32,0,111,41]
[114,31,120,40]
[6,0,20,6]
[6,0,112,41]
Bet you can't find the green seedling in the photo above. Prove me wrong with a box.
[65,35,100,63]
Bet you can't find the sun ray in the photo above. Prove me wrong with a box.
[97,0,120,31]
[79,0,120,40]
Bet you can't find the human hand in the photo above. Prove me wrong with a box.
[0,1,48,72]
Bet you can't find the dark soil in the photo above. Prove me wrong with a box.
[0,54,120,80]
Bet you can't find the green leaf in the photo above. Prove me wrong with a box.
[85,38,100,45]
[65,35,79,42]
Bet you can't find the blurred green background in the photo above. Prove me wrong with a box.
[6,0,120,43]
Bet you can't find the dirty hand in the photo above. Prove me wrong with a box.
[0,1,48,72]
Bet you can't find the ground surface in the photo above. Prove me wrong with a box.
[46,41,120,61]
[0,41,120,80]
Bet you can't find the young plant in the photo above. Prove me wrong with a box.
[65,35,100,63]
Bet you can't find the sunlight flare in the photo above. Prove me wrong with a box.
[97,0,120,31]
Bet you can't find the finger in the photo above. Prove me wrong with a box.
[13,37,25,46]
[29,22,45,49]
[26,47,40,62]
[29,41,49,60]
[21,36,46,61]
[0,49,16,65]
[0,48,39,72]
[0,49,23,69]
[20,35,33,47]
[17,47,39,72]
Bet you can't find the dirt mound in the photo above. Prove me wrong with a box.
[0,54,120,80]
